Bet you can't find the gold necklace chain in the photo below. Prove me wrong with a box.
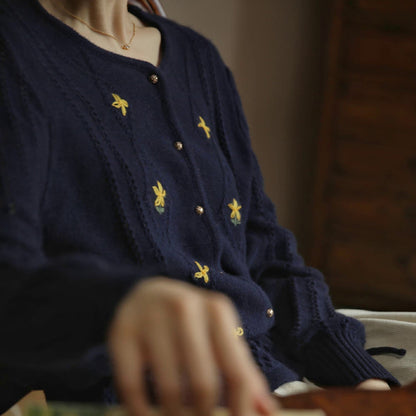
[50,0,137,50]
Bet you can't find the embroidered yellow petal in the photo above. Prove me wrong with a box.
[194,261,209,283]
[234,327,244,337]
[153,180,166,213]
[197,116,211,139]
[112,93,129,116]
[228,198,242,225]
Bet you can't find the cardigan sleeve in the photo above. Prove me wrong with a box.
[221,64,399,387]
[0,36,140,394]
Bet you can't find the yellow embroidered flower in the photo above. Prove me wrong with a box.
[197,116,211,139]
[111,93,129,116]
[153,180,166,214]
[228,198,242,226]
[194,261,209,283]
[234,327,244,338]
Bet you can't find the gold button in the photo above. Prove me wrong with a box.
[266,308,274,318]
[174,141,183,151]
[149,74,159,84]
[195,205,204,215]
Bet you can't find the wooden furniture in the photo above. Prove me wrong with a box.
[3,384,416,416]
[281,380,416,416]
[311,0,416,310]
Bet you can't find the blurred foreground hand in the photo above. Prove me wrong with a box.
[108,277,278,416]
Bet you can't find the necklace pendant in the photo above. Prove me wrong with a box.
[121,44,130,50]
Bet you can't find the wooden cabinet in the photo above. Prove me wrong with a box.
[311,0,416,310]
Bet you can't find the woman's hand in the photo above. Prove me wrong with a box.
[356,379,391,391]
[108,277,278,416]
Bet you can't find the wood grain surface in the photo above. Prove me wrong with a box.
[281,380,416,416]
[310,0,416,310]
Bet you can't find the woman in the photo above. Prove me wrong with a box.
[0,0,395,415]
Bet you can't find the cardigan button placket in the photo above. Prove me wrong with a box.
[195,205,205,216]
[174,141,184,151]
[149,73,159,84]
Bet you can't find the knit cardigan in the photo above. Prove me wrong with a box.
[0,0,398,409]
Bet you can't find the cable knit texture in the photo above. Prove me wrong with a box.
[0,0,398,408]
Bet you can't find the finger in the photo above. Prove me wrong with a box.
[258,395,281,416]
[206,294,268,416]
[251,372,280,416]
[356,379,390,390]
[143,312,184,416]
[109,329,149,416]
[175,297,220,416]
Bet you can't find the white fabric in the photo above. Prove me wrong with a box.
[338,309,416,386]
[273,381,322,397]
[273,309,416,397]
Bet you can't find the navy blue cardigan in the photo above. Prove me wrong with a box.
[0,0,397,408]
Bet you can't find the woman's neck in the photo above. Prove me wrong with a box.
[39,0,141,43]
[38,0,162,66]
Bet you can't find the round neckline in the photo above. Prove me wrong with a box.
[32,0,169,71]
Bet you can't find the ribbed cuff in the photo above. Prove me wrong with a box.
[263,362,301,391]
[303,329,400,388]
